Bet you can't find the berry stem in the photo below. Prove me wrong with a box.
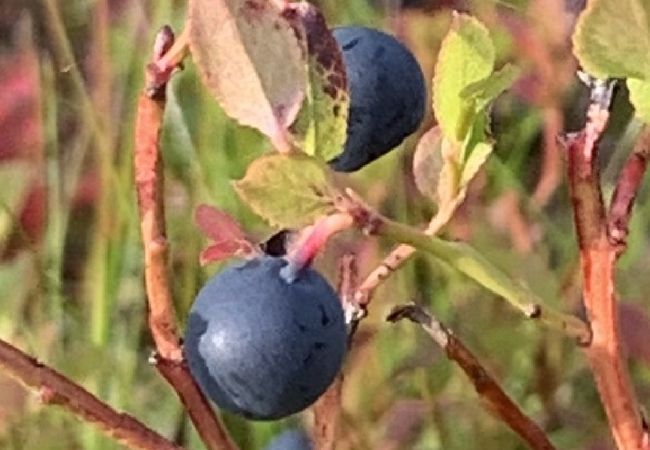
[281,213,354,282]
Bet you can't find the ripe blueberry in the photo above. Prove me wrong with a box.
[263,428,312,450]
[329,26,427,172]
[184,256,347,420]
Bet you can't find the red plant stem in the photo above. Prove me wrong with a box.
[135,27,238,450]
[565,78,649,450]
[608,126,650,254]
[135,92,181,359]
[386,304,556,450]
[312,376,344,450]
[0,339,183,450]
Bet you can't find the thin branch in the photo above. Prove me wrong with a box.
[0,339,183,450]
[352,203,454,330]
[311,254,358,450]
[386,303,556,450]
[564,74,649,450]
[135,26,238,450]
[135,27,182,361]
[608,125,650,255]
[340,192,591,342]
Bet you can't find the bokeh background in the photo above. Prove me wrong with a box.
[1,0,649,449]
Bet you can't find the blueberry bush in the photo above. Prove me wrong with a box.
[1,0,650,449]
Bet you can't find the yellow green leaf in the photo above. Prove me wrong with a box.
[234,153,338,228]
[433,13,495,142]
[573,0,650,79]
[461,63,520,112]
[628,78,650,124]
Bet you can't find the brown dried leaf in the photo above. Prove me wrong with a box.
[412,126,444,200]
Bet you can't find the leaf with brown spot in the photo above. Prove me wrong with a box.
[283,2,349,162]
[188,0,306,151]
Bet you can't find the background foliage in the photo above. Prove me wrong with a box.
[0,0,649,449]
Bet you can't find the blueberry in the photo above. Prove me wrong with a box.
[263,428,312,450]
[184,256,347,420]
[329,26,427,172]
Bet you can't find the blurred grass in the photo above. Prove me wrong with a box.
[0,0,649,449]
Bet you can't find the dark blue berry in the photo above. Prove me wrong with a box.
[329,26,426,172]
[184,256,347,420]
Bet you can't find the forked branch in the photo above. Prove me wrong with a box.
[564,75,649,450]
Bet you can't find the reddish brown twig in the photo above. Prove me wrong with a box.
[312,375,344,450]
[0,339,183,450]
[155,357,237,450]
[135,26,238,450]
[564,75,649,450]
[386,303,556,450]
[608,126,650,255]
[311,254,358,450]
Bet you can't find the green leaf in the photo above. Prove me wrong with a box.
[460,141,493,188]
[188,0,306,151]
[573,0,650,79]
[433,13,495,142]
[461,64,520,112]
[628,78,650,124]
[234,153,338,228]
[284,3,349,162]
[458,110,494,189]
